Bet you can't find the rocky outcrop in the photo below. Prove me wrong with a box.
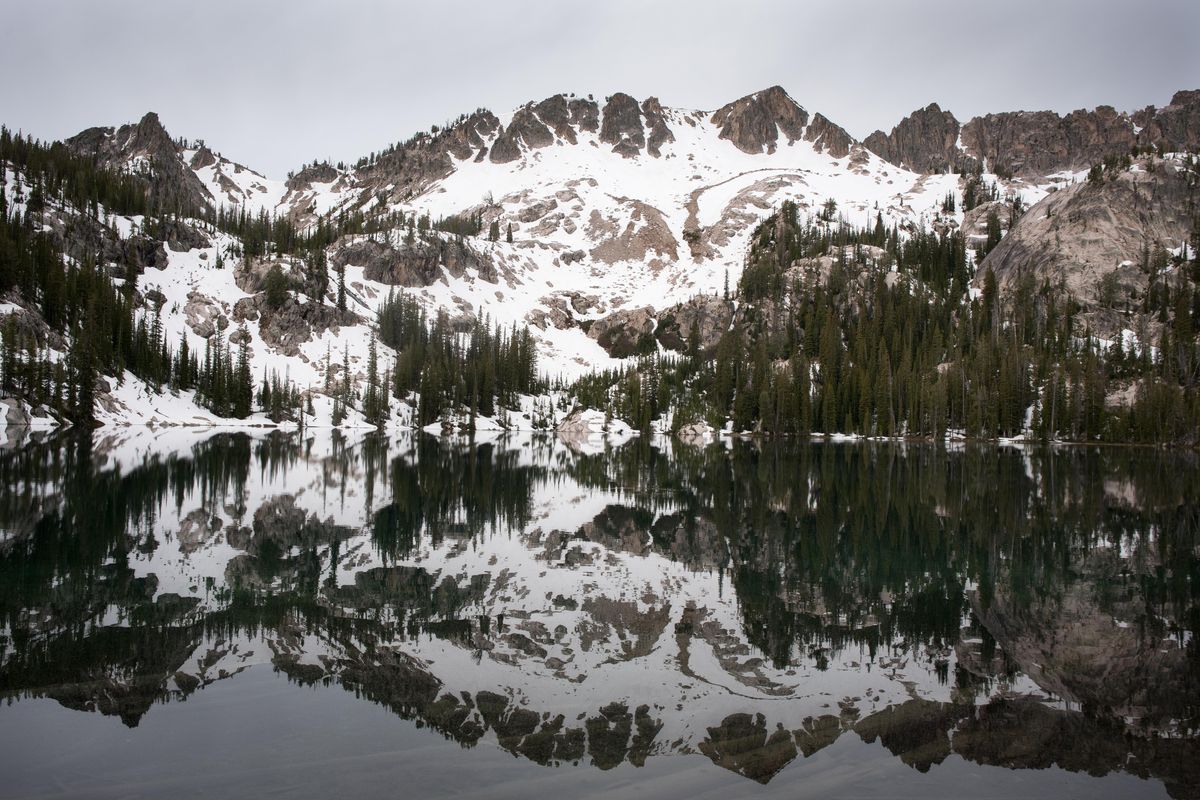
[977,155,1196,308]
[1135,89,1200,153]
[358,109,500,200]
[555,407,610,437]
[600,93,646,157]
[256,295,359,357]
[188,146,217,170]
[653,295,733,356]
[586,201,678,266]
[184,291,226,339]
[803,112,854,158]
[532,94,577,144]
[864,102,963,173]
[641,97,674,157]
[866,90,1199,176]
[489,94,610,162]
[710,86,809,154]
[66,111,213,213]
[157,218,211,252]
[961,105,1138,175]
[569,97,600,132]
[489,107,555,163]
[330,236,497,287]
[585,307,656,358]
[285,161,339,191]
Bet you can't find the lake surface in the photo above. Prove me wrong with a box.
[0,430,1196,799]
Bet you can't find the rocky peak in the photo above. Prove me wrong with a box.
[440,109,500,161]
[491,95,606,163]
[960,105,1138,175]
[361,109,499,199]
[569,97,600,132]
[1134,88,1200,153]
[489,105,555,163]
[863,102,963,173]
[803,112,854,158]
[600,93,647,157]
[532,94,577,143]
[67,111,178,168]
[66,111,212,213]
[865,90,1197,177]
[710,86,809,154]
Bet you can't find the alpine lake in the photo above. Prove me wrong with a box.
[0,429,1196,799]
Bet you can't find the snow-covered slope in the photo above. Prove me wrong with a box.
[2,86,1161,427]
[208,88,966,380]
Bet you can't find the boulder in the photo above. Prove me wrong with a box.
[586,307,656,358]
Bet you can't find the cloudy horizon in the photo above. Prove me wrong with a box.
[3,0,1196,176]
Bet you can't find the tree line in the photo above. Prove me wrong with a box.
[571,199,1200,445]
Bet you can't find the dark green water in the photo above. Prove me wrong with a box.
[0,431,1196,799]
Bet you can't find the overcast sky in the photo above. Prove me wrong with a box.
[3,0,1196,176]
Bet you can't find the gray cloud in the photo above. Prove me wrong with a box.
[2,0,1196,176]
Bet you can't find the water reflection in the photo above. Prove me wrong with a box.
[0,431,1196,797]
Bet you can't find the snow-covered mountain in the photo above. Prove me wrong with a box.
[3,85,1197,427]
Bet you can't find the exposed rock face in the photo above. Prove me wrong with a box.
[710,86,809,154]
[0,397,32,429]
[359,109,500,199]
[977,155,1195,307]
[66,111,213,213]
[489,107,555,163]
[864,103,963,173]
[285,161,339,191]
[586,201,678,265]
[188,146,217,170]
[532,94,577,143]
[865,91,1199,176]
[488,94,617,163]
[961,105,1137,175]
[586,307,656,358]
[1136,89,1200,152]
[256,295,359,357]
[330,236,497,286]
[641,97,675,157]
[653,295,733,355]
[803,112,854,158]
[569,97,600,132]
[600,93,646,157]
[157,218,211,252]
[36,182,168,273]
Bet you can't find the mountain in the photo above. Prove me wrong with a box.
[0,86,1197,438]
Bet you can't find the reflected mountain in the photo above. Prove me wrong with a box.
[0,431,1196,797]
